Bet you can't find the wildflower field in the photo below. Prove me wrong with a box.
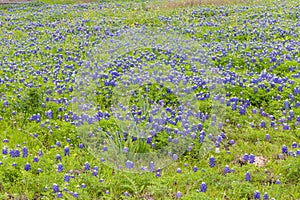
[0,0,299,199]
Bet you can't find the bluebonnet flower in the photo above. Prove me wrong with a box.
[15,149,20,157]
[209,156,215,168]
[199,134,205,143]
[123,147,129,153]
[38,149,43,157]
[57,192,63,198]
[282,145,288,154]
[84,162,90,170]
[33,156,39,162]
[252,109,257,114]
[289,110,294,118]
[254,190,260,199]
[173,154,178,161]
[22,146,28,158]
[64,146,70,156]
[79,143,84,149]
[52,183,59,193]
[2,147,8,155]
[245,171,250,181]
[263,192,269,200]
[224,165,230,175]
[125,160,134,169]
[193,166,198,172]
[56,154,62,162]
[176,168,182,173]
[156,171,161,177]
[200,182,207,192]
[243,153,249,161]
[24,162,31,171]
[176,191,182,198]
[9,149,15,158]
[146,136,152,144]
[149,161,155,172]
[92,169,98,177]
[57,163,63,172]
[93,165,98,171]
[64,174,70,183]
[284,99,289,109]
[102,146,108,151]
[249,154,255,163]
[73,192,79,198]
[260,120,266,128]
[283,123,290,130]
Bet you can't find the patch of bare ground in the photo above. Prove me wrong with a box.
[234,155,268,167]
[253,156,268,167]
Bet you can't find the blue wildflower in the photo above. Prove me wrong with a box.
[57,163,63,172]
[209,156,215,168]
[22,146,28,158]
[263,192,269,200]
[254,190,260,199]
[282,145,288,154]
[176,191,182,198]
[200,182,207,192]
[84,161,90,170]
[245,171,250,181]
[64,146,70,156]
[24,162,31,171]
[52,183,59,193]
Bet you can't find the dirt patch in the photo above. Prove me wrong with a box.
[253,156,268,167]
[234,155,268,167]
